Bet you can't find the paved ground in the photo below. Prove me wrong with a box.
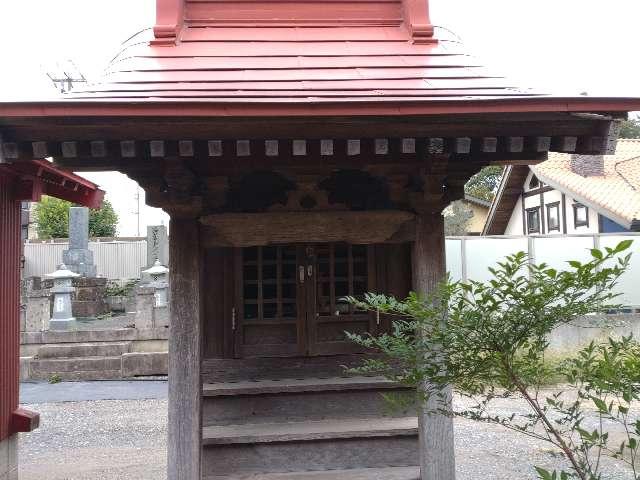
[17,382,637,480]
[20,379,167,404]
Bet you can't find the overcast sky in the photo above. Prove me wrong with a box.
[1,0,638,234]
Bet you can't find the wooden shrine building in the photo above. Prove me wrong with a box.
[1,0,640,478]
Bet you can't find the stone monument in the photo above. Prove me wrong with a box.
[62,207,97,277]
[60,206,108,318]
[142,225,169,283]
[147,225,169,267]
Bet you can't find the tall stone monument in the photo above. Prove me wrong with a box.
[62,207,97,277]
[60,206,108,318]
[142,225,169,283]
[146,225,169,267]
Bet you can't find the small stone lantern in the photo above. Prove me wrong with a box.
[46,264,79,330]
[142,260,170,307]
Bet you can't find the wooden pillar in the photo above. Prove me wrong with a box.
[168,218,202,480]
[412,212,456,480]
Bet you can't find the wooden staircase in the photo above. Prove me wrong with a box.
[201,357,419,479]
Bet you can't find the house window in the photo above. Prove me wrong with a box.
[573,203,589,228]
[526,207,541,233]
[528,175,540,190]
[546,202,560,232]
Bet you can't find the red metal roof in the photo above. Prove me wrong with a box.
[1,0,640,117]
[67,6,536,104]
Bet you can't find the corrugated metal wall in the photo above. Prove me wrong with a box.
[23,241,147,279]
[0,172,20,440]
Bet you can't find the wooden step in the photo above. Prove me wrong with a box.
[203,376,404,397]
[203,376,415,426]
[206,466,420,480]
[202,417,418,476]
[204,417,417,445]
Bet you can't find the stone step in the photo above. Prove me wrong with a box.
[30,356,122,375]
[203,376,415,426]
[202,417,418,476]
[28,369,123,381]
[206,466,420,480]
[38,342,131,359]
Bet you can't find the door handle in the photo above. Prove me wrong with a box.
[299,265,305,284]
[307,265,313,278]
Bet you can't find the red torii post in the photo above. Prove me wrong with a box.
[0,150,103,478]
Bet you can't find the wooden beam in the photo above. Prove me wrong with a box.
[61,141,77,158]
[320,139,334,156]
[552,136,577,152]
[179,140,194,157]
[32,141,48,159]
[375,138,389,155]
[265,140,279,157]
[120,140,136,158]
[412,212,456,480]
[90,141,106,158]
[199,210,415,247]
[168,218,202,480]
[347,139,361,156]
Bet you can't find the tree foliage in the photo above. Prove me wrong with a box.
[347,241,637,480]
[620,114,640,139]
[465,165,504,202]
[34,196,118,239]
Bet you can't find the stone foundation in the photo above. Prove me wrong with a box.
[0,434,17,480]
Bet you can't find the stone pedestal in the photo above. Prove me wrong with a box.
[21,276,51,333]
[62,207,97,277]
[24,290,51,332]
[72,277,108,318]
[135,286,170,329]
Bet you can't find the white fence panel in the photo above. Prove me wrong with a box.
[445,233,640,308]
[23,241,147,280]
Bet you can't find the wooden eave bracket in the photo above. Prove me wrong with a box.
[152,0,185,45]
[11,408,40,433]
[402,0,436,44]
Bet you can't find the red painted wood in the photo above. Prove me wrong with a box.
[110,54,481,72]
[4,160,105,209]
[0,171,20,441]
[2,98,640,118]
[11,408,40,433]
[184,0,403,25]
[0,163,102,441]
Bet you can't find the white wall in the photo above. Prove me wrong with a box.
[503,171,599,236]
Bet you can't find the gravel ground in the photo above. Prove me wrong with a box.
[18,393,638,479]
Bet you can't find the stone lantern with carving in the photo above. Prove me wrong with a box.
[46,264,79,330]
[142,260,170,307]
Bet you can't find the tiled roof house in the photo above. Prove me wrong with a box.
[484,139,640,235]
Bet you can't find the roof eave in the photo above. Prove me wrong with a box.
[1,96,639,118]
